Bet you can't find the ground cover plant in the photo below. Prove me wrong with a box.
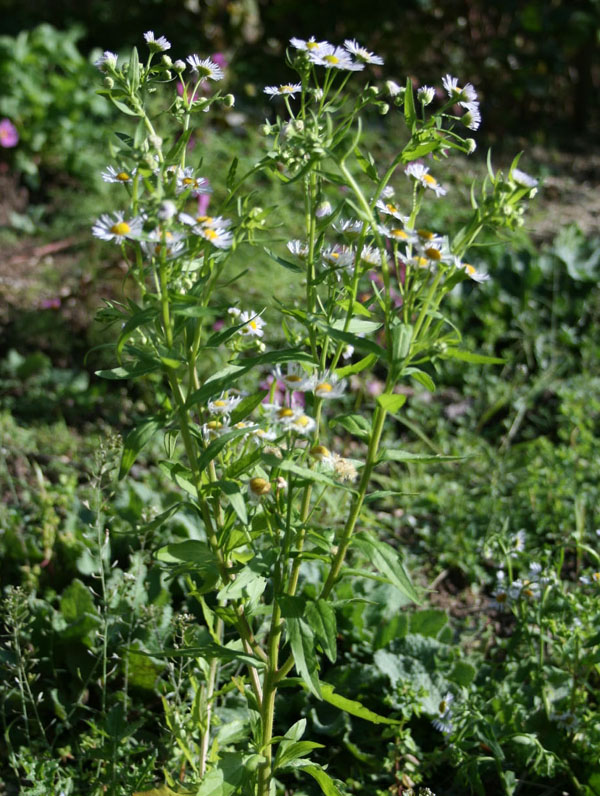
[1,24,600,796]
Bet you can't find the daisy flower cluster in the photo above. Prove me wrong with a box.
[489,563,553,612]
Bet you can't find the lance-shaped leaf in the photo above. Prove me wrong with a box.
[119,417,163,479]
[352,532,421,605]
[440,348,505,365]
[305,599,337,663]
[380,450,463,464]
[280,596,322,699]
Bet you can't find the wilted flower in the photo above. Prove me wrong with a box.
[248,477,271,501]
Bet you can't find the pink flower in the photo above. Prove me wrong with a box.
[0,118,18,148]
[197,190,211,215]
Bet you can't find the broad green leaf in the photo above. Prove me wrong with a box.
[119,418,162,479]
[196,426,253,474]
[441,347,505,365]
[133,787,186,796]
[329,412,371,441]
[57,579,101,646]
[217,564,267,605]
[390,322,413,361]
[401,139,440,163]
[410,609,448,638]
[353,533,421,604]
[449,660,477,686]
[156,540,218,571]
[158,461,196,496]
[305,599,337,662]
[377,393,407,413]
[337,298,372,318]
[116,307,158,359]
[195,753,245,796]
[331,317,381,335]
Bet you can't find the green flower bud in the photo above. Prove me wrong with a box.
[223,93,235,108]
[173,59,186,72]
[103,76,114,89]
[161,54,173,68]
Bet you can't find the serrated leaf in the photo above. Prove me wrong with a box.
[353,533,421,604]
[119,418,162,479]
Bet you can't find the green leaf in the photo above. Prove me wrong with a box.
[380,450,462,464]
[449,660,477,686]
[275,740,324,771]
[390,322,413,361]
[216,480,248,525]
[57,579,101,646]
[264,246,304,273]
[305,599,337,663]
[331,318,381,335]
[119,418,162,479]
[158,461,196,496]
[407,367,435,392]
[226,157,238,191]
[110,97,138,116]
[196,426,252,474]
[195,753,245,796]
[441,347,505,365]
[319,682,401,725]
[321,324,385,359]
[280,597,322,699]
[330,412,371,441]
[354,146,378,181]
[95,362,160,380]
[148,642,264,668]
[217,564,267,605]
[335,353,377,379]
[228,390,268,426]
[377,393,407,414]
[404,77,416,129]
[264,456,355,492]
[409,609,448,638]
[116,307,158,360]
[302,765,346,796]
[156,540,219,571]
[353,533,421,605]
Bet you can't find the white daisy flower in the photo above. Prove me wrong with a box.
[202,419,226,441]
[251,426,278,444]
[343,39,384,65]
[175,167,212,197]
[207,394,242,415]
[94,51,118,72]
[359,245,383,267]
[323,245,355,269]
[375,199,408,222]
[378,224,418,246]
[442,74,478,106]
[273,362,313,392]
[186,55,224,81]
[144,31,171,52]
[461,102,481,130]
[580,571,600,585]
[238,310,265,338]
[101,165,136,184]
[333,218,363,236]
[509,577,541,601]
[141,229,185,260]
[180,212,231,229]
[264,83,302,99]
[405,162,447,196]
[289,412,317,436]
[198,225,234,249]
[432,693,455,735]
[550,711,580,731]
[386,80,404,98]
[308,44,364,72]
[311,372,347,399]
[92,212,143,244]
[511,168,538,189]
[310,444,336,467]
[289,36,329,53]
[416,228,444,248]
[287,239,308,258]
[460,263,490,283]
[417,85,436,105]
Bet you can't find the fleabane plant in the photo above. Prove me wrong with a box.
[92,32,537,796]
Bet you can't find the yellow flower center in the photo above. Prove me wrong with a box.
[286,375,302,382]
[281,84,295,92]
[310,445,331,459]
[278,408,295,419]
[465,264,476,276]
[110,221,130,236]
[204,229,218,241]
[214,400,226,407]
[295,415,311,427]
[417,229,434,240]
[425,247,442,261]
[307,41,319,50]
[496,592,507,603]
[324,54,339,64]
[414,256,429,268]
[183,177,196,185]
[391,229,408,239]
[439,700,447,714]
[249,320,258,330]
[116,172,131,181]
[423,174,437,186]
[197,215,213,224]
[386,203,399,214]
[316,382,333,393]
[593,572,600,582]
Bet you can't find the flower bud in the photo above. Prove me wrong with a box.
[103,76,114,89]
[378,102,390,115]
[310,445,331,461]
[365,85,380,98]
[249,477,271,498]
[223,93,235,108]
[417,86,435,106]
[465,138,477,154]
[386,80,404,98]
[149,134,163,150]
[173,59,186,72]
[316,200,333,219]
